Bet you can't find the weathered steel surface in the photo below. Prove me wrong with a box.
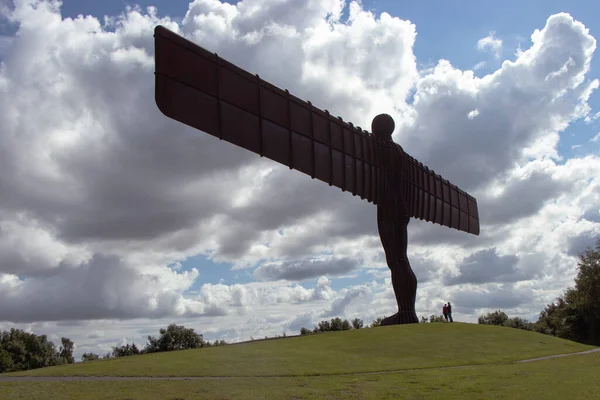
[154,25,480,236]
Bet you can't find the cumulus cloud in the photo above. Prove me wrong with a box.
[0,0,599,354]
[476,31,502,58]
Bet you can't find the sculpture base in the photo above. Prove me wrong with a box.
[380,311,419,326]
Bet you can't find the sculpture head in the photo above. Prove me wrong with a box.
[371,113,395,141]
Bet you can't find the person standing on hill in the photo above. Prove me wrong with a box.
[447,302,453,322]
[443,303,448,321]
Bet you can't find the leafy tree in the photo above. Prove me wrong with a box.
[112,343,140,358]
[316,320,331,332]
[536,239,600,345]
[144,324,205,353]
[535,239,600,345]
[302,317,360,335]
[478,310,509,326]
[370,316,386,328]
[81,352,100,362]
[503,317,534,331]
[0,328,71,373]
[341,319,351,331]
[330,318,345,331]
[569,239,600,344]
[0,348,13,372]
[58,337,75,364]
[300,327,311,335]
[420,316,428,323]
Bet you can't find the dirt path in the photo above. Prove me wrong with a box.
[514,347,600,363]
[1,348,598,382]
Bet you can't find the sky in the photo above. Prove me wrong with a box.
[0,0,599,361]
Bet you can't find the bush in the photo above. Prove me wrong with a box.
[370,316,386,328]
[352,318,364,329]
[112,343,141,358]
[478,310,509,326]
[81,352,100,362]
[429,315,446,323]
[144,324,205,353]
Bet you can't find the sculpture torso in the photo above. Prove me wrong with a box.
[377,140,410,223]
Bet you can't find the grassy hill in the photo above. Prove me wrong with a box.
[4,322,596,378]
[2,323,599,399]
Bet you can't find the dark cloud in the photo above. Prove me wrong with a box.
[254,258,358,282]
[320,286,369,317]
[0,254,203,323]
[444,248,521,285]
[582,208,600,223]
[480,171,571,225]
[285,311,317,332]
[566,233,600,257]
[451,285,532,312]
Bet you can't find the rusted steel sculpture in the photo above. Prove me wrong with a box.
[153,26,480,325]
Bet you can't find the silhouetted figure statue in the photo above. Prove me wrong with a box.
[371,114,418,325]
[153,26,481,325]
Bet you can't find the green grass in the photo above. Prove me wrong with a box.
[1,351,599,399]
[2,323,595,378]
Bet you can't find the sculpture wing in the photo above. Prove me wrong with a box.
[402,151,480,235]
[154,25,480,236]
[154,25,383,202]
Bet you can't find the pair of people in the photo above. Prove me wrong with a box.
[443,302,453,322]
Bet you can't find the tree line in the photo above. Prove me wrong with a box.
[0,324,227,373]
[299,317,366,335]
[0,329,74,373]
[84,324,227,361]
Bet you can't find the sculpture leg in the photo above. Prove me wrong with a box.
[377,212,418,325]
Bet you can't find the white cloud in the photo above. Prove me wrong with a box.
[591,132,600,142]
[473,61,486,71]
[477,31,503,58]
[584,110,600,123]
[0,1,599,356]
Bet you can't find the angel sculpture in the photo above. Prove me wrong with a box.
[153,26,480,325]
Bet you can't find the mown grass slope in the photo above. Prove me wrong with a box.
[3,322,595,377]
[3,352,600,400]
